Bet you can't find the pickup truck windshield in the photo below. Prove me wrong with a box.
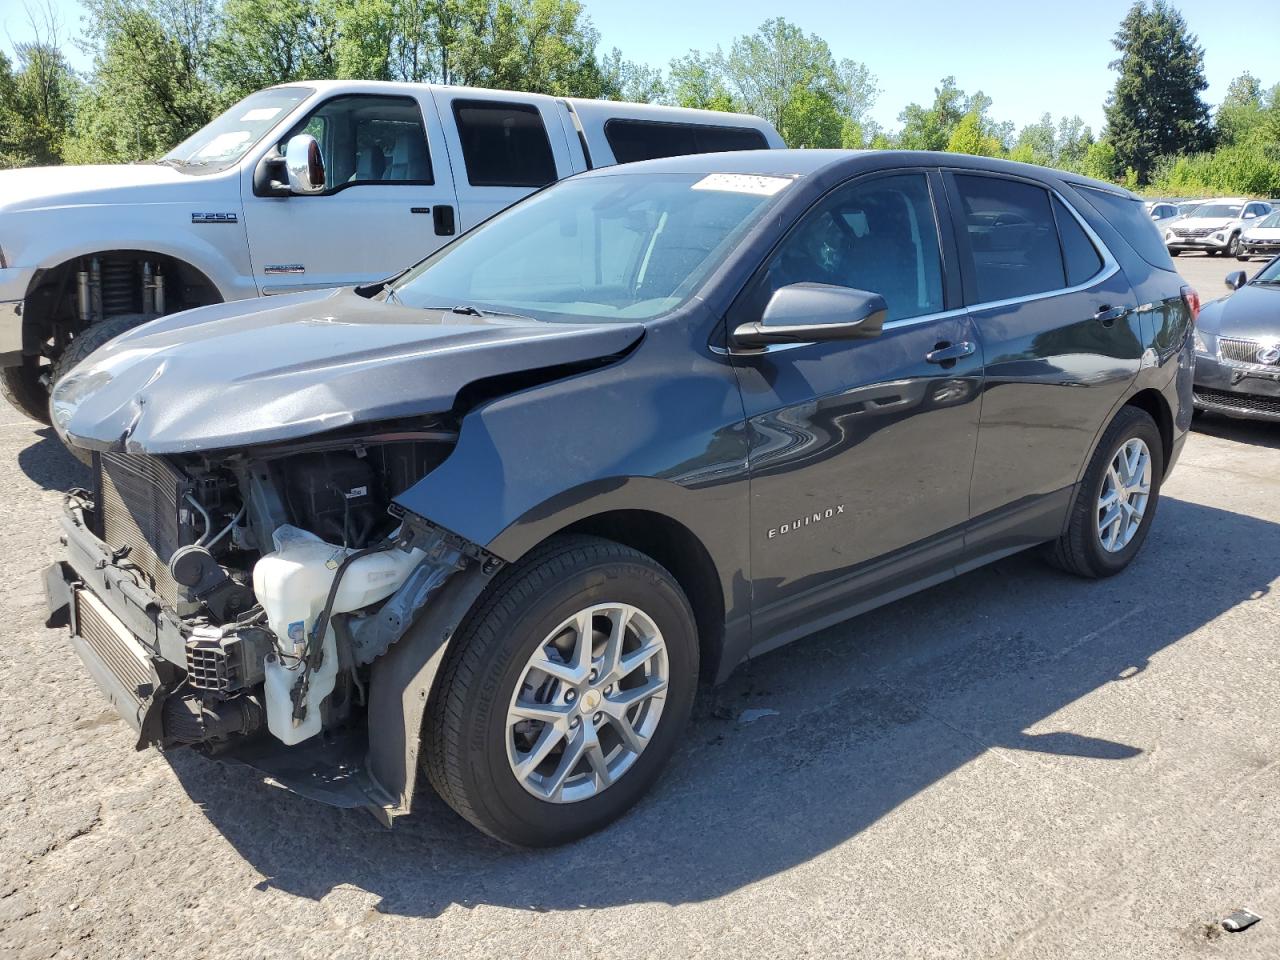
[387,172,794,322]
[160,86,313,173]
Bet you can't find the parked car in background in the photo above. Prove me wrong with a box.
[1164,197,1273,257]
[46,150,1194,846]
[1238,210,1280,260]
[1146,200,1182,232]
[0,80,782,428]
[1193,258,1280,421]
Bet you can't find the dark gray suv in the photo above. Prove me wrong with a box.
[46,150,1195,846]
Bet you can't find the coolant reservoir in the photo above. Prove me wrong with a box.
[253,524,424,745]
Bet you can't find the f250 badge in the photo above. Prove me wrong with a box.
[191,212,238,224]
[768,504,845,539]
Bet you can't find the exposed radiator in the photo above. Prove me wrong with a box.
[98,452,190,605]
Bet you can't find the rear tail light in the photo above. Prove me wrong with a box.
[1181,284,1200,323]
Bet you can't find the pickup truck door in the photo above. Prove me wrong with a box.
[242,91,459,294]
[427,89,576,233]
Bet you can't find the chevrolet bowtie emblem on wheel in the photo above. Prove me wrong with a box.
[768,504,846,539]
[1257,344,1280,366]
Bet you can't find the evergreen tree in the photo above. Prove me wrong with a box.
[1103,0,1211,184]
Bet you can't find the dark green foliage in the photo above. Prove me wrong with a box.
[1103,0,1212,184]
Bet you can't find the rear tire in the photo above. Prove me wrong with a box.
[424,534,699,847]
[0,358,51,425]
[1048,406,1164,579]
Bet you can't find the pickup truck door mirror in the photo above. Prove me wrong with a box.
[1225,270,1248,291]
[284,134,326,195]
[732,282,888,349]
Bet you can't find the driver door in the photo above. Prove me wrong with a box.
[243,92,459,294]
[730,169,983,652]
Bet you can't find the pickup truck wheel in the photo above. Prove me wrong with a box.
[424,534,698,847]
[48,314,156,464]
[1047,406,1163,579]
[0,358,52,425]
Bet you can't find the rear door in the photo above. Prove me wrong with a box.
[242,91,458,293]
[430,91,575,233]
[944,170,1142,547]
[731,169,984,651]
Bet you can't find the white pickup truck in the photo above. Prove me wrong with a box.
[0,80,782,422]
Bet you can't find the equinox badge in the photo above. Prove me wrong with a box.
[768,504,846,539]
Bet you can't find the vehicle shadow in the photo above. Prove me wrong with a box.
[16,428,92,490]
[169,495,1277,917]
[1192,413,1280,449]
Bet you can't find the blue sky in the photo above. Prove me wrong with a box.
[3,0,1273,135]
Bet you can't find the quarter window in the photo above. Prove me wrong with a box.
[759,172,944,323]
[452,100,557,188]
[1053,197,1104,286]
[954,175,1069,302]
[605,120,768,164]
[283,95,433,188]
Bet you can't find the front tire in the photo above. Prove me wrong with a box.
[0,357,51,425]
[424,535,699,846]
[1227,233,1242,258]
[1048,406,1164,578]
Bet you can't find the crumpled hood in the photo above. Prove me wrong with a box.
[53,288,644,454]
[0,163,203,213]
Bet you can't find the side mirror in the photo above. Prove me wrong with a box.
[1225,270,1248,291]
[732,283,887,349]
[284,134,325,195]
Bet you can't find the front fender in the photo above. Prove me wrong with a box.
[11,203,256,305]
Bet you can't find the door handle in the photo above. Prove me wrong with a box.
[1093,304,1132,327]
[925,341,976,365]
[433,204,456,236]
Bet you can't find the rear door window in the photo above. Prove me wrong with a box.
[604,119,768,164]
[953,175,1066,302]
[452,100,557,188]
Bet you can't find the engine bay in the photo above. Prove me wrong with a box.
[76,421,464,754]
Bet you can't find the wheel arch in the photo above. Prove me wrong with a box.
[1123,387,1174,477]
[559,509,727,682]
[24,249,225,318]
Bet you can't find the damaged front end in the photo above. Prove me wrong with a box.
[46,425,502,822]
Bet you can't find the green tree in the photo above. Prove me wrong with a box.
[1103,0,1211,184]
[897,76,990,151]
[599,47,666,103]
[666,50,734,111]
[0,42,78,166]
[1080,139,1121,181]
[945,111,1001,157]
[67,0,220,163]
[210,0,340,100]
[1215,72,1266,146]
[714,18,875,148]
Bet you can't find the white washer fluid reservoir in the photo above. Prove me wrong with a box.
[253,524,425,745]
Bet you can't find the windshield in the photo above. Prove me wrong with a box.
[1255,211,1280,229]
[1191,203,1242,219]
[387,172,794,322]
[1255,257,1280,283]
[161,86,312,172]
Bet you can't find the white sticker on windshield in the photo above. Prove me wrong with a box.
[195,131,252,158]
[691,173,792,196]
[240,107,283,122]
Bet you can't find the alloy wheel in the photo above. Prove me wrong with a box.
[1096,437,1152,553]
[506,603,669,803]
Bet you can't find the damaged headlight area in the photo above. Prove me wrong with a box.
[49,421,498,772]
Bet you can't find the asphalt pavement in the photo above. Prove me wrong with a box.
[1,251,1278,959]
